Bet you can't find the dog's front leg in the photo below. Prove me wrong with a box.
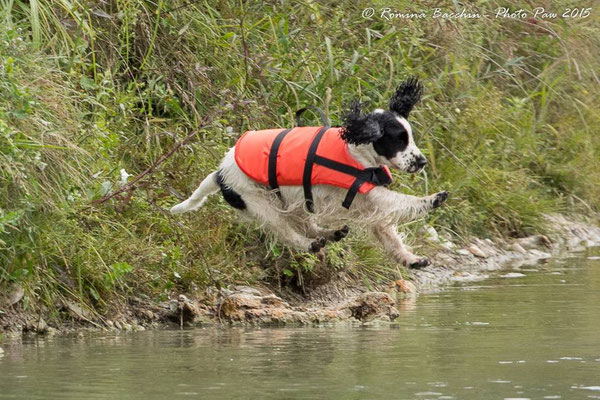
[368,188,449,220]
[372,223,429,269]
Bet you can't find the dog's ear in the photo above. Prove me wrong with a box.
[340,101,382,145]
[389,76,423,118]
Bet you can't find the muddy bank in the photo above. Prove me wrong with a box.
[1,214,599,337]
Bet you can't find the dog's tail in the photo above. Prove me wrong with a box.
[170,171,220,214]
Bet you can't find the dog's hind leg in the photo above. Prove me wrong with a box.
[303,222,350,242]
[170,171,219,214]
[244,197,326,253]
[372,223,429,269]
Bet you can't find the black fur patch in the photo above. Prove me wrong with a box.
[372,111,409,159]
[389,77,423,118]
[340,101,382,145]
[215,170,246,210]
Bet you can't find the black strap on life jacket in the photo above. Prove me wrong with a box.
[312,155,392,209]
[297,106,331,212]
[267,107,392,212]
[268,128,293,201]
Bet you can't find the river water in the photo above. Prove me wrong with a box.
[1,251,600,399]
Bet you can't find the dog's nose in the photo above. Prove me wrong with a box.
[416,156,428,169]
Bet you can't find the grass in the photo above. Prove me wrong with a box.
[0,0,598,321]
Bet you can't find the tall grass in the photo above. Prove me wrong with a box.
[0,0,598,317]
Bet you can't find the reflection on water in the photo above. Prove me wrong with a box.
[1,250,600,400]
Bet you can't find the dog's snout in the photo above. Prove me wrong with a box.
[416,156,428,169]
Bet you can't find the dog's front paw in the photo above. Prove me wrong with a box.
[333,225,350,242]
[309,237,327,253]
[432,191,449,209]
[408,257,430,269]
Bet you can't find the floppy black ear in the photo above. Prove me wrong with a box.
[340,101,382,145]
[389,77,423,118]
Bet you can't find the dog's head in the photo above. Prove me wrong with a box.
[341,77,427,174]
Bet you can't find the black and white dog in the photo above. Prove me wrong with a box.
[171,78,448,268]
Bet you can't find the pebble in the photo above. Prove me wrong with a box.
[456,249,471,256]
[500,272,526,278]
[440,241,456,250]
[510,243,527,254]
[425,226,440,243]
[468,244,488,258]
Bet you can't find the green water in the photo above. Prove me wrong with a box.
[1,252,600,399]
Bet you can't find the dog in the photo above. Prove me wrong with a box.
[171,77,448,269]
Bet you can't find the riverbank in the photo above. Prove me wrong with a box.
[2,213,599,337]
[2,1,600,339]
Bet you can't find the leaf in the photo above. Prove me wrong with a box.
[282,268,294,277]
[100,181,112,196]
[79,76,96,90]
[178,21,192,36]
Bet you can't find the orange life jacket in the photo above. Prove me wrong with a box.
[234,125,392,211]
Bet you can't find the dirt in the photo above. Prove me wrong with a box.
[1,213,599,337]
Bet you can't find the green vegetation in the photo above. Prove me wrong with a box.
[1,1,598,318]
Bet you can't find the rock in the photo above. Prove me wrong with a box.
[345,292,399,322]
[387,279,416,294]
[474,238,496,256]
[261,294,287,306]
[36,318,48,334]
[510,243,528,254]
[424,225,440,243]
[468,244,488,258]
[515,235,551,250]
[64,301,91,321]
[0,347,4,356]
[178,297,200,324]
[456,249,472,256]
[8,285,24,306]
[529,249,552,259]
[121,323,132,332]
[233,286,262,296]
[219,292,268,321]
[440,241,456,250]
[216,289,365,324]
[114,320,122,330]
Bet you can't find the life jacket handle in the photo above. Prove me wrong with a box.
[295,106,330,128]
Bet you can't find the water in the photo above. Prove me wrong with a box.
[2,251,600,399]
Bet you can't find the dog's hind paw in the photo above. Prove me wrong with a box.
[432,191,449,209]
[309,237,327,253]
[333,225,350,241]
[408,257,430,269]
